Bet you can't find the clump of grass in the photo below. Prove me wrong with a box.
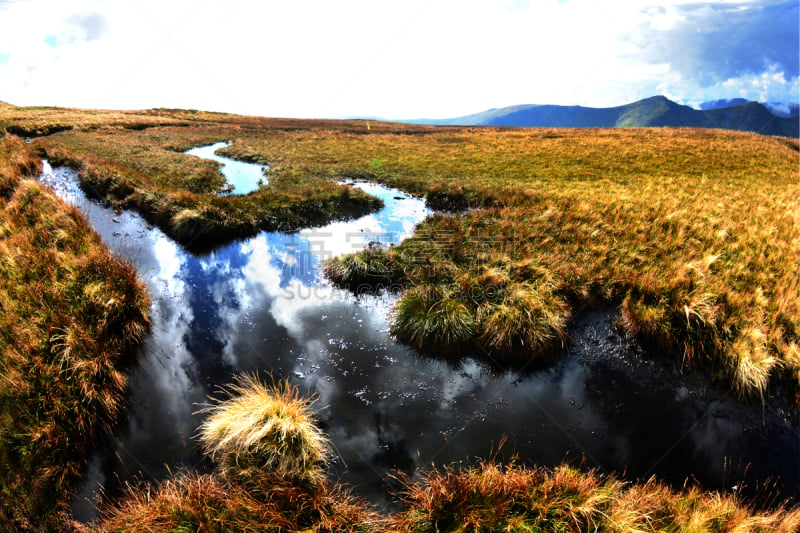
[323,247,406,291]
[92,471,381,533]
[391,283,477,356]
[95,377,380,532]
[197,375,330,486]
[476,279,570,359]
[391,461,800,532]
[281,127,797,400]
[0,135,150,531]
[378,246,571,363]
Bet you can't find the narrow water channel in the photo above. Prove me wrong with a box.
[185,141,267,194]
[37,147,799,522]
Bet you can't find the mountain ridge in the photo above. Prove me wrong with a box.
[401,96,799,138]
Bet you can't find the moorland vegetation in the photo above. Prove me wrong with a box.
[0,134,150,531]
[228,127,799,401]
[0,103,798,530]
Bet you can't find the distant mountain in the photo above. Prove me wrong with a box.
[763,102,799,118]
[699,98,750,110]
[404,96,798,138]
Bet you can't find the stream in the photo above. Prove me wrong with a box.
[36,145,799,522]
[184,141,267,194]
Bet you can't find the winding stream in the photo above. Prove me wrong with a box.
[36,146,799,522]
[185,141,267,194]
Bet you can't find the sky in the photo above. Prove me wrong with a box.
[0,0,797,119]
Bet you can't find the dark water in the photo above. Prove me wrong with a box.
[184,141,267,194]
[36,156,799,522]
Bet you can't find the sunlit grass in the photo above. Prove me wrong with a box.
[0,134,150,531]
[391,461,800,532]
[2,104,799,527]
[197,375,329,486]
[95,378,380,532]
[32,126,383,252]
[93,383,800,532]
[270,127,799,399]
[92,471,381,533]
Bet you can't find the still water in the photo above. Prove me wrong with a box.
[185,141,267,194]
[37,148,798,521]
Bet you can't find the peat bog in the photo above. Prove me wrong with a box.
[1,104,799,530]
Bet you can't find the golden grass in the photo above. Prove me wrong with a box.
[390,461,800,532]
[198,376,330,486]
[257,127,798,399]
[93,381,800,532]
[90,471,381,533]
[34,112,793,398]
[90,462,800,532]
[94,378,380,532]
[1,105,798,526]
[0,134,150,531]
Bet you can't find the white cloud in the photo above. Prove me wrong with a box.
[0,0,796,117]
[657,64,800,107]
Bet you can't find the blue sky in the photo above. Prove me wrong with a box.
[0,0,797,119]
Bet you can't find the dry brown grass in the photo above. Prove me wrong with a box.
[276,127,799,399]
[90,471,381,533]
[32,126,383,252]
[197,375,330,486]
[33,113,795,397]
[93,378,380,532]
[390,461,800,532]
[0,134,150,531]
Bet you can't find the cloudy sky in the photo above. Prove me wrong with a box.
[0,0,797,118]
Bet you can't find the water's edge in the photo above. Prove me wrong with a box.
[184,141,267,195]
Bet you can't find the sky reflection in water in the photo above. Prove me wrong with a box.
[185,141,267,194]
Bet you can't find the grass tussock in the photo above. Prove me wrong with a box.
[94,378,379,532]
[92,382,800,532]
[323,247,406,291]
[391,461,800,533]
[198,375,330,486]
[0,135,150,531]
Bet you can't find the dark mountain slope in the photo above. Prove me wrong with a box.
[407,96,798,137]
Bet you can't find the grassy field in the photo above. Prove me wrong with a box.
[391,461,800,532]
[0,135,150,531]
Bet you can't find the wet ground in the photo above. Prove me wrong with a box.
[36,151,799,522]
